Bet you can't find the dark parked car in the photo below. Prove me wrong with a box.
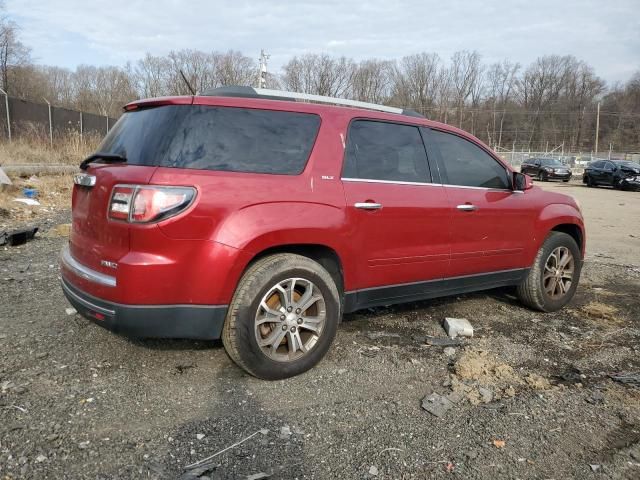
[520,158,572,182]
[583,160,640,190]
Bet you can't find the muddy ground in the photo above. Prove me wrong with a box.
[1,179,639,479]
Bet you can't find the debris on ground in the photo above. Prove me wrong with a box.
[493,439,506,449]
[581,301,619,320]
[0,166,11,185]
[424,336,462,347]
[367,331,401,340]
[454,349,519,384]
[12,198,40,206]
[0,227,38,246]
[609,372,640,387]
[443,317,474,338]
[420,391,462,417]
[524,373,552,390]
[443,347,457,357]
[65,307,77,316]
[185,429,269,470]
[368,465,379,476]
[554,368,586,386]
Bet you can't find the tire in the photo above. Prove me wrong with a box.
[537,172,545,182]
[517,232,582,312]
[613,178,623,190]
[585,175,594,187]
[222,253,341,380]
[562,179,569,183]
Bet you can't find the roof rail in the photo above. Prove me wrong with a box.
[202,86,425,118]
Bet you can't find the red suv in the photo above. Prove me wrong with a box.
[61,86,585,379]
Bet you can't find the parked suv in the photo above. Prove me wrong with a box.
[61,86,585,379]
[520,158,572,182]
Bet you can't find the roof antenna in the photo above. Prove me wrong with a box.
[179,70,196,95]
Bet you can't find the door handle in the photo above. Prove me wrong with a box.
[456,204,477,212]
[355,202,383,210]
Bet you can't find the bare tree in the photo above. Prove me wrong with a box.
[282,53,355,97]
[391,53,442,115]
[0,11,30,93]
[351,59,394,103]
[450,51,483,128]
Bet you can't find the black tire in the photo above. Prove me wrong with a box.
[517,232,582,312]
[562,179,569,183]
[585,175,594,187]
[222,254,341,380]
[613,178,623,190]
[537,172,545,182]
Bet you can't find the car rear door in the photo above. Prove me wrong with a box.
[341,120,450,298]
[424,128,535,277]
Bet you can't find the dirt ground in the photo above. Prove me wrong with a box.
[1,178,639,479]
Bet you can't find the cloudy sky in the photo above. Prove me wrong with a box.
[6,0,640,83]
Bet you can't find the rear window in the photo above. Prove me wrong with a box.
[99,105,321,175]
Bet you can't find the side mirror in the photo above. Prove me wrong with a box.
[513,172,533,191]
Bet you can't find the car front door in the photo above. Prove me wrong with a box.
[602,161,616,185]
[341,120,450,300]
[425,128,536,277]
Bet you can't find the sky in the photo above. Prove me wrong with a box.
[5,0,640,84]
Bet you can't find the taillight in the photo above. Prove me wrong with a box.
[109,185,196,223]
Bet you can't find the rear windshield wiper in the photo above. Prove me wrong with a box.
[80,152,127,170]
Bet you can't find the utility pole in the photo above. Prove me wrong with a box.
[594,102,600,158]
[258,49,270,89]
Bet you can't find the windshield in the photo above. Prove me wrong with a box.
[98,105,321,175]
[617,161,640,169]
[540,159,563,166]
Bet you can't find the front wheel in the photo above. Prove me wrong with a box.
[537,172,546,182]
[585,175,594,187]
[222,254,341,380]
[517,232,582,312]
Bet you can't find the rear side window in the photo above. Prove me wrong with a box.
[99,105,320,175]
[343,120,430,183]
[429,130,510,189]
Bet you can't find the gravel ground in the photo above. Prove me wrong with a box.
[1,182,640,479]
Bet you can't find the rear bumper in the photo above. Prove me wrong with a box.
[61,278,227,340]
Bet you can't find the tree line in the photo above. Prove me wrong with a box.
[1,11,638,152]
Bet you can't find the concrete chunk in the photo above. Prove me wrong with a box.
[444,317,474,339]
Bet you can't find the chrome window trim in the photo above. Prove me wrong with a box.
[441,183,512,192]
[341,177,439,187]
[60,245,116,287]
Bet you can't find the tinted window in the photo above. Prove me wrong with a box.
[430,130,510,189]
[99,105,320,175]
[590,161,603,168]
[540,158,562,166]
[343,120,430,182]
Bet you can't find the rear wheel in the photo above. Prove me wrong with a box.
[517,232,582,312]
[222,254,341,380]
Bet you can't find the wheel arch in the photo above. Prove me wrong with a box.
[550,223,584,254]
[243,243,345,298]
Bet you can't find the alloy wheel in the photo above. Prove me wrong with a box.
[543,246,574,299]
[255,277,327,362]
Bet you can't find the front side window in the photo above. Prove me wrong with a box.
[99,105,321,175]
[343,120,430,183]
[429,130,510,189]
